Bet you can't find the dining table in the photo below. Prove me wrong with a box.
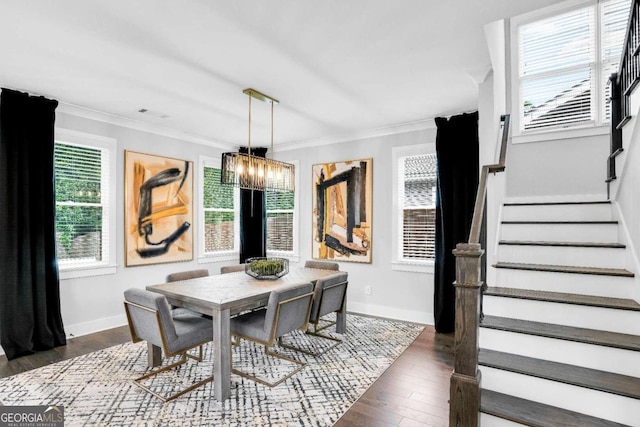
[146,267,346,401]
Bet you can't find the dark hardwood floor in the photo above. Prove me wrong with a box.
[0,324,454,426]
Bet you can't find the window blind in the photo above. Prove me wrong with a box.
[401,154,437,260]
[519,0,630,131]
[266,190,295,252]
[203,166,235,252]
[54,142,108,265]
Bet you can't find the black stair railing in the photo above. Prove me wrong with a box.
[609,0,640,183]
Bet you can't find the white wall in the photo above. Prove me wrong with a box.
[506,134,609,200]
[51,111,437,341]
[611,88,640,302]
[277,129,437,325]
[54,112,232,338]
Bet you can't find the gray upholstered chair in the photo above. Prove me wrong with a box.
[230,282,314,387]
[304,260,339,271]
[280,272,348,356]
[123,288,214,402]
[220,264,245,274]
[165,269,210,315]
[166,269,209,282]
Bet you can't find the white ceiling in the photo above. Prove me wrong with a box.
[0,0,564,149]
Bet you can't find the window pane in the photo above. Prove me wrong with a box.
[204,211,234,252]
[55,144,102,204]
[266,189,295,252]
[520,7,594,76]
[403,208,435,260]
[56,205,103,262]
[203,166,234,210]
[267,212,294,251]
[401,154,436,261]
[54,143,105,264]
[522,68,592,130]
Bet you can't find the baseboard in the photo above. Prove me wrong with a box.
[64,314,128,340]
[503,194,608,204]
[348,302,434,325]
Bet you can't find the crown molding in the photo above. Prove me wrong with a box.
[276,118,436,152]
[56,102,435,152]
[56,102,231,150]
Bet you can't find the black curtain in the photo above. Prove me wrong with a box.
[434,112,479,333]
[239,147,267,263]
[0,88,66,359]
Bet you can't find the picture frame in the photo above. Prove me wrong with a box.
[124,150,193,266]
[312,158,373,263]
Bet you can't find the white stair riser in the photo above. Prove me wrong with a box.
[481,367,640,427]
[479,328,640,377]
[480,413,525,426]
[483,296,640,335]
[498,245,625,269]
[502,204,612,222]
[494,269,633,299]
[500,223,618,243]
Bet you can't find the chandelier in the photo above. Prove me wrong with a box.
[220,88,295,192]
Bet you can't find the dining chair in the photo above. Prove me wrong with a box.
[230,282,314,387]
[280,272,348,356]
[304,260,339,271]
[220,264,246,274]
[123,288,214,402]
[166,269,209,282]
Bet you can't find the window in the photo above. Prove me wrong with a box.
[516,0,630,132]
[54,129,116,278]
[266,190,295,252]
[199,157,298,262]
[200,157,239,260]
[392,145,436,273]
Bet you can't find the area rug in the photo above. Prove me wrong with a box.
[0,314,424,426]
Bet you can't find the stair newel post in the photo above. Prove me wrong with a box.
[449,242,484,427]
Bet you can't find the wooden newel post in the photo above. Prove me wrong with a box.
[449,242,484,426]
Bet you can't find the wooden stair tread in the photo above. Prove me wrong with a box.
[479,349,640,399]
[504,201,611,206]
[493,262,634,277]
[481,389,631,427]
[502,220,617,225]
[499,240,625,249]
[481,316,640,352]
[484,287,640,311]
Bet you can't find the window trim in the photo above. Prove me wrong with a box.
[509,0,622,137]
[391,144,435,274]
[198,155,240,263]
[55,128,117,279]
[266,159,300,263]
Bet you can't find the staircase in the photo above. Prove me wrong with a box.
[478,200,640,426]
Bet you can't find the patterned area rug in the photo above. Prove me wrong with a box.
[0,315,423,426]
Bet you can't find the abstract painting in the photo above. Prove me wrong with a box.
[125,151,193,266]
[312,158,372,263]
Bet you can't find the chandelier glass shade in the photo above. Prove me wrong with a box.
[220,88,295,192]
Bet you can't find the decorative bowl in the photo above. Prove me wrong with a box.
[245,257,289,280]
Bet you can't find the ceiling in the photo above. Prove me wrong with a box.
[0,1,564,149]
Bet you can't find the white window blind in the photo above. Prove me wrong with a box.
[266,190,295,252]
[401,153,437,260]
[54,141,110,267]
[518,0,630,131]
[202,166,236,253]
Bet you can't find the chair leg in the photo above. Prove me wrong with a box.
[231,344,306,387]
[186,345,204,362]
[278,318,343,357]
[133,352,214,403]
